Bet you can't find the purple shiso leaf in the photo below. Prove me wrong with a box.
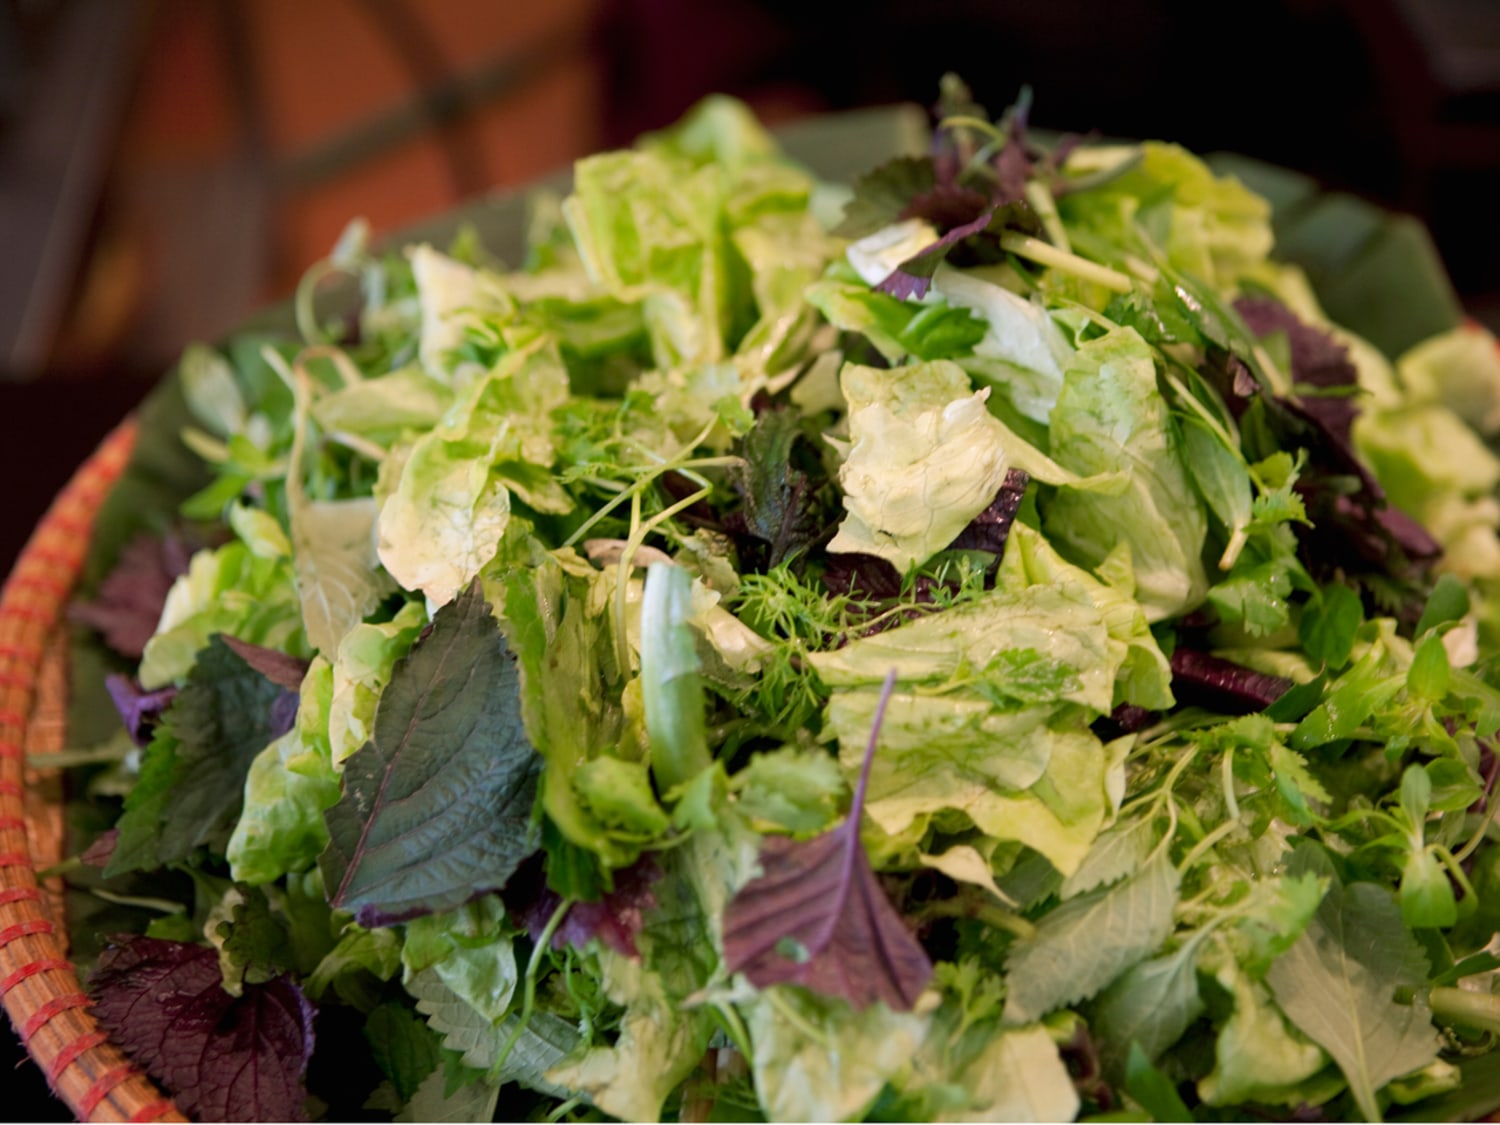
[877,198,1043,301]
[518,857,662,960]
[105,674,178,746]
[70,532,191,659]
[1374,505,1442,562]
[949,469,1031,556]
[1169,648,1292,714]
[90,935,315,1123]
[901,182,991,231]
[219,635,311,692]
[875,204,1004,300]
[821,554,904,601]
[722,669,934,1010]
[268,692,300,741]
[1093,703,1157,741]
[1231,296,1442,601]
[992,93,1034,204]
[80,828,118,868]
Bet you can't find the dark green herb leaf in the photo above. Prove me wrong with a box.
[1300,583,1364,670]
[730,407,832,569]
[320,580,541,926]
[1417,574,1471,638]
[215,885,295,989]
[107,636,291,876]
[834,155,937,238]
[364,1001,443,1104]
[1123,1041,1194,1122]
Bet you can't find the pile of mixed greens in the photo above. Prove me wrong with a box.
[62,80,1500,1122]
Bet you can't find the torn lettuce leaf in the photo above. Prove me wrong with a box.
[1058,141,1272,289]
[376,338,570,605]
[1042,326,1209,621]
[826,359,1115,572]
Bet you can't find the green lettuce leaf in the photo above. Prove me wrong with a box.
[227,716,340,886]
[327,601,426,766]
[376,338,569,605]
[1042,326,1209,621]
[840,704,1110,878]
[811,581,1114,713]
[933,265,1074,423]
[545,948,713,1122]
[827,359,1093,572]
[741,986,929,1124]
[139,540,305,689]
[1199,953,1331,1108]
[409,244,513,383]
[1059,141,1272,289]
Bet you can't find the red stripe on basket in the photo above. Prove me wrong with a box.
[78,1064,136,1117]
[0,708,31,729]
[128,1100,177,1124]
[6,574,70,599]
[45,515,94,540]
[2,604,54,626]
[21,992,91,1039]
[19,548,79,572]
[0,816,27,832]
[0,956,70,995]
[0,851,37,869]
[0,886,42,907]
[0,669,35,690]
[0,641,43,663]
[80,492,110,515]
[0,918,53,944]
[46,1030,107,1085]
[0,742,20,761]
[0,779,20,797]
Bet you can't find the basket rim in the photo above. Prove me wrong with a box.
[0,416,183,1124]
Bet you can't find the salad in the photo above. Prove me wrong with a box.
[60,78,1500,1122]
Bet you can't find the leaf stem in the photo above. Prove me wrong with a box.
[766,987,832,1050]
[937,114,1005,142]
[324,430,388,464]
[1024,181,1070,253]
[1177,817,1242,873]
[851,668,899,819]
[545,1095,584,1123]
[1430,986,1500,1035]
[998,232,1133,292]
[490,896,573,1080]
[1452,771,1499,864]
[1220,745,1241,823]
[924,896,1036,941]
[710,1000,753,1060]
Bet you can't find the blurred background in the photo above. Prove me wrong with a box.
[1,0,1499,1109]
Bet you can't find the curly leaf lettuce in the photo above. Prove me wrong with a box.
[827,359,1096,572]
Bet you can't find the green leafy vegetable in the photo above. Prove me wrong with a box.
[109,636,297,876]
[320,581,541,924]
[72,85,1500,1125]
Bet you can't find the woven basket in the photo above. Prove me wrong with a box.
[0,417,184,1123]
